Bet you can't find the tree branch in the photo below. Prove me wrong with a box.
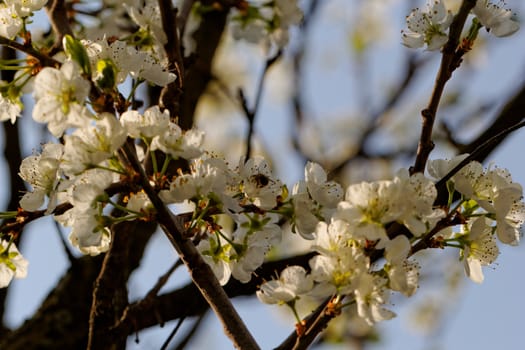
[239,50,282,159]
[0,36,60,68]
[412,0,477,174]
[158,0,185,120]
[45,0,73,51]
[178,2,231,130]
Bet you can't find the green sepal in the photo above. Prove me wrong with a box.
[63,34,92,76]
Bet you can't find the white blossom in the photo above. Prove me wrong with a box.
[472,0,519,37]
[309,244,369,297]
[401,0,453,50]
[0,4,23,39]
[83,38,176,86]
[62,113,127,175]
[151,122,204,160]
[5,0,47,18]
[236,157,283,210]
[291,162,342,239]
[33,61,92,137]
[462,217,499,283]
[126,191,154,214]
[335,179,403,247]
[19,143,64,212]
[197,236,232,286]
[125,0,167,45]
[355,274,396,325]
[0,93,22,124]
[55,169,117,255]
[120,105,170,139]
[230,213,281,283]
[0,240,28,288]
[256,265,313,304]
[159,157,239,212]
[397,170,445,236]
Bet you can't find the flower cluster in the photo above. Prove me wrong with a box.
[0,0,47,39]
[255,157,524,324]
[0,0,522,341]
[402,0,519,51]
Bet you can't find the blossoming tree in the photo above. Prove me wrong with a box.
[0,0,524,349]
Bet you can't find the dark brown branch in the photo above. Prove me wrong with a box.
[0,36,60,68]
[0,182,136,235]
[0,216,157,350]
[0,45,26,336]
[158,0,185,120]
[111,252,316,338]
[87,222,133,349]
[178,2,231,130]
[45,0,73,50]
[412,0,477,174]
[460,82,525,158]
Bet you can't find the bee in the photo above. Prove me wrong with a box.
[250,173,270,188]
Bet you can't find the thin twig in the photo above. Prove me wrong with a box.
[239,50,282,159]
[53,220,76,264]
[436,120,525,191]
[0,182,134,235]
[409,119,525,255]
[146,260,183,300]
[274,298,332,350]
[160,316,186,350]
[412,0,477,174]
[173,313,206,350]
[0,36,60,68]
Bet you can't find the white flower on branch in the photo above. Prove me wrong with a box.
[0,4,23,39]
[230,213,281,283]
[0,240,28,288]
[355,274,396,325]
[19,143,64,212]
[55,169,117,255]
[0,92,21,124]
[120,105,170,140]
[83,38,176,87]
[4,0,47,18]
[309,225,369,297]
[61,113,127,176]
[334,179,403,248]
[33,61,92,137]
[125,0,167,45]
[197,236,233,286]
[151,122,204,160]
[401,0,453,50]
[461,217,499,283]
[256,265,313,304]
[236,157,283,210]
[384,235,420,297]
[397,170,445,237]
[473,0,519,37]
[291,162,343,239]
